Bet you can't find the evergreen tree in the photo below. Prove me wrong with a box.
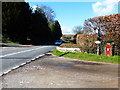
[2,2,32,44]
[30,7,52,45]
[2,3,62,45]
[49,20,62,42]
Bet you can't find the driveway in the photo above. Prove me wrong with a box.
[0,53,119,88]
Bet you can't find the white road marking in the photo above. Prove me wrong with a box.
[0,46,46,58]
[0,52,46,76]
[3,69,11,74]
[12,65,20,70]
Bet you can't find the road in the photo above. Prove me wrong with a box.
[1,53,119,88]
[0,45,56,76]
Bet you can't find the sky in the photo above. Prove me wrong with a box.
[25,0,119,34]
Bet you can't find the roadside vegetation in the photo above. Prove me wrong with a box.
[64,14,119,56]
[52,49,119,64]
[2,2,62,45]
[59,43,82,48]
[0,38,21,45]
[1,42,21,45]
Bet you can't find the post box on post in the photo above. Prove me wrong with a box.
[106,44,111,55]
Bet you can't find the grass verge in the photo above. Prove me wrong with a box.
[52,49,120,64]
[6,42,21,45]
[0,41,22,45]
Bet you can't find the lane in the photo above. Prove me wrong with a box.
[0,46,45,58]
[0,45,56,75]
[1,46,44,56]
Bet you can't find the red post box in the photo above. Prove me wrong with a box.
[80,49,82,51]
[106,45,110,55]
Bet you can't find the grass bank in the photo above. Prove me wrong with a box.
[5,42,21,45]
[0,41,21,45]
[52,49,119,64]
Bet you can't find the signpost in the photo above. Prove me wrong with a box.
[95,28,101,55]
[95,41,101,55]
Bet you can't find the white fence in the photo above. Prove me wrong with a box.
[56,47,82,52]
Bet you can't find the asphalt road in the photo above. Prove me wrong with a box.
[0,45,56,76]
[0,53,119,88]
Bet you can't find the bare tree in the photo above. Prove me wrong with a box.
[72,26,83,34]
[37,5,56,22]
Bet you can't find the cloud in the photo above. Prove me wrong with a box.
[32,5,38,11]
[92,0,119,16]
[61,26,73,34]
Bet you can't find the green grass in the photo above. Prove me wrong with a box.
[52,49,119,64]
[6,42,21,45]
[0,41,21,45]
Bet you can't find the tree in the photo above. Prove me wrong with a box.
[34,5,56,22]
[83,19,96,34]
[2,3,62,45]
[85,14,120,45]
[2,2,32,44]
[54,20,62,40]
[31,5,62,44]
[72,26,83,34]
[30,7,52,45]
[49,20,62,42]
[82,14,120,55]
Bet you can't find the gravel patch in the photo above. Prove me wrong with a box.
[0,54,118,88]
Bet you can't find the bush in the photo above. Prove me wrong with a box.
[60,43,82,48]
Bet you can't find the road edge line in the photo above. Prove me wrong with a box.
[0,54,45,77]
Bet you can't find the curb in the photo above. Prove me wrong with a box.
[60,56,119,65]
[51,53,118,65]
[56,46,82,52]
[0,54,45,77]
